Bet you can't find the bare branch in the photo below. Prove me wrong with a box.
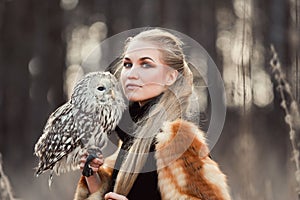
[270,45,300,199]
[0,153,16,200]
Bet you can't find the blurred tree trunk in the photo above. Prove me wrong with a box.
[28,0,65,160]
[264,0,291,178]
[161,0,189,32]
[134,0,161,27]
[288,0,300,103]
[105,0,132,35]
[0,1,6,153]
[0,0,34,165]
[268,0,289,67]
[188,0,218,66]
[0,0,65,169]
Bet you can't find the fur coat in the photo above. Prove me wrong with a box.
[74,119,231,200]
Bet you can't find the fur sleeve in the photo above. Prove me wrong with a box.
[73,152,117,200]
[155,119,231,200]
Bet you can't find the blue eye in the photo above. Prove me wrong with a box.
[141,62,153,68]
[123,62,132,68]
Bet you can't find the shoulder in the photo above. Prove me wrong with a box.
[155,119,209,158]
[155,119,209,170]
[155,119,232,200]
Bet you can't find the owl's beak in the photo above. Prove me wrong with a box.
[110,90,115,100]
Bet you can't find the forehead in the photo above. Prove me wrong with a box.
[125,40,162,59]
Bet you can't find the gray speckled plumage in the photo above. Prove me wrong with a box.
[34,72,125,186]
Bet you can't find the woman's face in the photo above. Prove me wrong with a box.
[120,40,178,105]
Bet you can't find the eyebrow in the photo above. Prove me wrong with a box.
[140,57,155,62]
[123,57,156,63]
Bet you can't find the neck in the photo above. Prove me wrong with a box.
[138,99,150,107]
[137,93,164,107]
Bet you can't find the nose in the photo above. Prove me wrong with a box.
[126,65,139,79]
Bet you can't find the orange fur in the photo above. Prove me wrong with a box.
[155,119,231,200]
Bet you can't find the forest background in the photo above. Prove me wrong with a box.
[0,0,299,199]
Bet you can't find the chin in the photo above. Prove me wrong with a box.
[126,96,150,104]
[126,95,142,102]
[124,92,141,101]
[125,92,161,103]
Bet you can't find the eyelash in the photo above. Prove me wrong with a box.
[141,62,153,68]
[123,62,154,68]
[123,62,132,68]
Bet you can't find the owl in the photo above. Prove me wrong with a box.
[34,71,126,186]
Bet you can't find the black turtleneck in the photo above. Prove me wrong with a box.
[109,96,162,200]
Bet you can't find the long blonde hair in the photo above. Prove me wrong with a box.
[113,28,196,195]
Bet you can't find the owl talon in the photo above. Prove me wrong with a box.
[82,154,96,177]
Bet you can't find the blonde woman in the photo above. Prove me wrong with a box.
[74,28,231,200]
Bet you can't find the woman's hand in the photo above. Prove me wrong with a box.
[104,192,128,200]
[79,153,104,172]
[79,153,104,194]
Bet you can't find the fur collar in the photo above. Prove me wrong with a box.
[155,119,231,200]
[74,119,231,200]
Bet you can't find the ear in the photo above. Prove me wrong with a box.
[165,70,178,86]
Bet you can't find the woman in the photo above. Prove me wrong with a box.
[74,28,231,200]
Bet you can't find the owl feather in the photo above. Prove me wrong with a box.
[34,72,125,186]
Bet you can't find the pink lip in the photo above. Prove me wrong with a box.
[126,83,142,90]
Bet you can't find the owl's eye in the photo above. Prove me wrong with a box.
[97,86,106,91]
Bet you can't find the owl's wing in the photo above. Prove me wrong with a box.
[34,102,82,175]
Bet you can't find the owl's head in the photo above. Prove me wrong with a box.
[71,71,124,112]
[88,72,119,103]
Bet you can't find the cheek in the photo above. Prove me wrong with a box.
[142,71,167,84]
[143,84,166,97]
